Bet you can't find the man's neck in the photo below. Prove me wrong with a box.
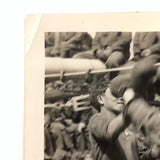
[101,107,117,118]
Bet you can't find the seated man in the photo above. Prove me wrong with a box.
[44,108,54,160]
[45,32,56,48]
[50,32,92,58]
[45,106,72,160]
[45,32,56,57]
[133,32,160,61]
[73,32,132,68]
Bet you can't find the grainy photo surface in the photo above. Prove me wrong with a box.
[44,31,160,160]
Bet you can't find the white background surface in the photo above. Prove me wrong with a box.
[0,0,159,160]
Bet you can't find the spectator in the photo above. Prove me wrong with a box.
[44,108,54,160]
[73,32,132,68]
[50,32,92,58]
[133,32,160,62]
[45,33,56,57]
[45,32,55,48]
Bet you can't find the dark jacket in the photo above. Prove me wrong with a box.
[89,107,139,160]
[51,32,92,57]
[45,32,55,47]
[92,32,131,55]
[133,32,160,56]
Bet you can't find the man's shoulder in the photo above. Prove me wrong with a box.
[88,111,111,140]
[89,112,109,130]
[90,109,111,121]
[89,113,102,123]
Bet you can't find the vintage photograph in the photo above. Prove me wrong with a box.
[44,32,160,160]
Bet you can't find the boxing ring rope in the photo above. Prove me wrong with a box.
[45,62,160,81]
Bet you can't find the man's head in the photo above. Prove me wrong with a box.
[97,74,131,113]
[97,88,125,113]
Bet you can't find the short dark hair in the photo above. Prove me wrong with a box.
[88,75,109,111]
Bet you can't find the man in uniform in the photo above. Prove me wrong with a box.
[89,59,160,160]
[45,32,56,57]
[133,32,160,61]
[73,32,132,68]
[50,32,92,58]
[89,73,139,160]
[137,131,160,160]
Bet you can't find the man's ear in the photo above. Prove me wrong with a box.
[97,95,104,105]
